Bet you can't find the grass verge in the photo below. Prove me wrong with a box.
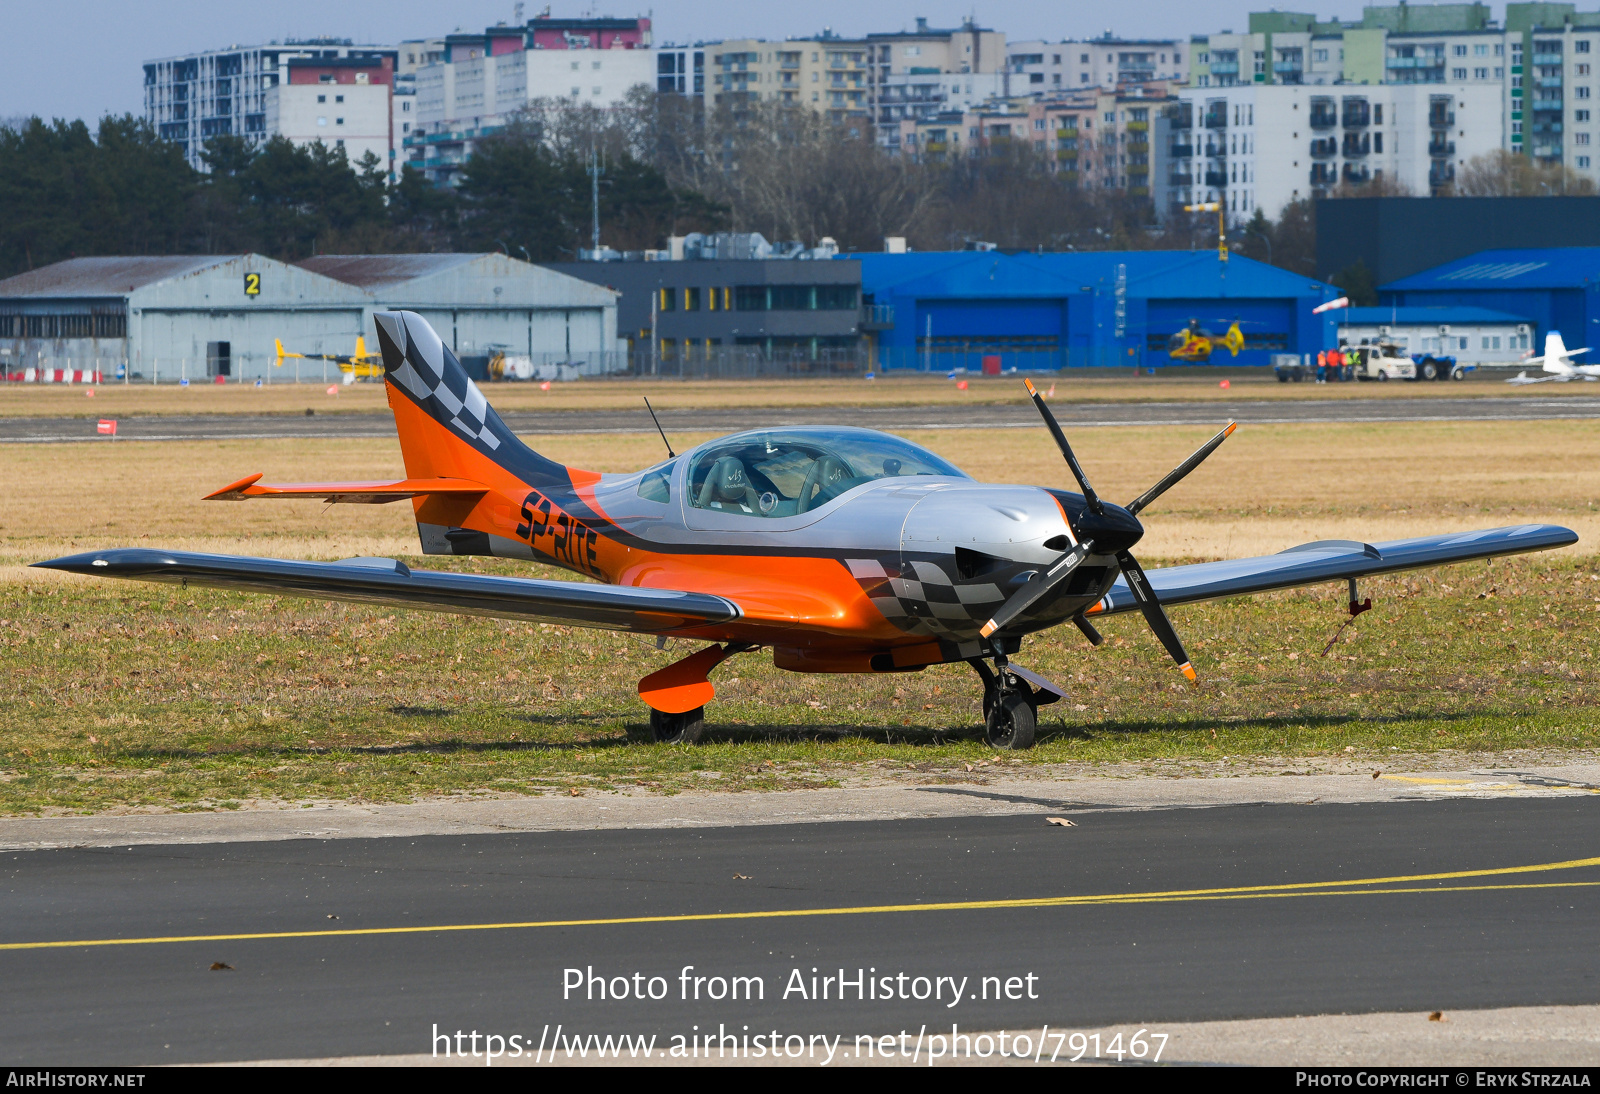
[1,554,1595,815]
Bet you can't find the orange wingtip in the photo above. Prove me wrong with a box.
[1180,662,1197,682]
[204,472,265,500]
[1024,378,1038,396]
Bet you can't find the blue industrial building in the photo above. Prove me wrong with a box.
[1379,248,1600,357]
[851,250,1341,371]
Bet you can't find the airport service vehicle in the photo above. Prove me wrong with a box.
[1411,353,1467,382]
[1507,332,1596,385]
[1348,343,1417,382]
[39,312,1577,750]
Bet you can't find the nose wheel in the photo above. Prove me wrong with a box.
[969,658,1038,750]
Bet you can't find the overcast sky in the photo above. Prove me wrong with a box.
[2,1,1519,124]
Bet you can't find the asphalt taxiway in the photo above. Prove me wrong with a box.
[2,794,1596,1064]
[8,394,1600,443]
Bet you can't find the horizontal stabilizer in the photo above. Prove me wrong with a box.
[205,472,490,505]
[1087,524,1578,616]
[33,549,742,635]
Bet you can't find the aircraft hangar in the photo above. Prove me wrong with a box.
[0,253,619,381]
[853,250,1340,371]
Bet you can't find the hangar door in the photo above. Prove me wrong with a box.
[913,299,1066,370]
[1144,298,1294,367]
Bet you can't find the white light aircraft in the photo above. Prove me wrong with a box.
[1507,332,1596,384]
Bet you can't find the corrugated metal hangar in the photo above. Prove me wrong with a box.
[1379,248,1600,359]
[852,250,1340,370]
[0,254,619,380]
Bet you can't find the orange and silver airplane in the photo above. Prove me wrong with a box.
[40,311,1577,748]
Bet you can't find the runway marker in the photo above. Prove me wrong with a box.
[3,856,1597,953]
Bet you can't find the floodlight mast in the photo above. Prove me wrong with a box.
[1185,202,1227,264]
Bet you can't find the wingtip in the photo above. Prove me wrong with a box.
[205,472,265,501]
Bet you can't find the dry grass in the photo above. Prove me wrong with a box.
[0,369,1565,419]
[4,421,1596,572]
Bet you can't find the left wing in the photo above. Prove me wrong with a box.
[33,549,741,635]
[205,472,489,505]
[1088,524,1577,616]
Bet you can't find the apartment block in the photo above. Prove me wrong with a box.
[407,15,653,184]
[867,18,1007,146]
[898,82,1176,195]
[1006,36,1188,92]
[144,40,399,172]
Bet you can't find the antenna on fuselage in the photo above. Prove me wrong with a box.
[643,396,675,458]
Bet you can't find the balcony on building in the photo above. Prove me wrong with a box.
[1310,100,1337,128]
[1342,163,1371,184]
[1170,140,1194,158]
[1204,105,1228,128]
[1341,98,1371,127]
[1428,105,1456,128]
[1429,162,1456,188]
[1427,137,1456,156]
[1342,132,1371,157]
[1204,169,1226,187]
[1310,163,1337,184]
[1310,137,1337,158]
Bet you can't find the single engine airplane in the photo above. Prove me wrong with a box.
[276,336,384,383]
[39,311,1577,749]
[1506,332,1596,384]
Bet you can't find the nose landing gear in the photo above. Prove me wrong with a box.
[969,655,1039,750]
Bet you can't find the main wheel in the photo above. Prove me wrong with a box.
[650,706,705,744]
[984,690,1037,751]
[1377,370,1389,382]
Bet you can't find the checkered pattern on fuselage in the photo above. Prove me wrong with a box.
[845,556,1004,642]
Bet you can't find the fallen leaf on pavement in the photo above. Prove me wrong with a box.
[1046,817,1077,827]
[209,962,233,971]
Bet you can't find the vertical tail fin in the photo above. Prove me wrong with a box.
[1545,331,1570,362]
[371,311,572,488]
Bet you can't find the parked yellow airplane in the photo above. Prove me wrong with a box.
[275,337,384,382]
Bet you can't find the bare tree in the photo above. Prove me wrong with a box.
[1450,148,1596,196]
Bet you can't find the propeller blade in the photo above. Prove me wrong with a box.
[1024,378,1103,515]
[1115,550,1196,682]
[1126,421,1237,517]
[979,541,1093,639]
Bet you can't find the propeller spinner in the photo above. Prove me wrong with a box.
[978,379,1236,684]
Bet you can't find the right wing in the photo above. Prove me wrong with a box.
[1087,524,1577,616]
[205,472,490,505]
[34,549,741,635]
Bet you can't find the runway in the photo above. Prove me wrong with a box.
[8,394,1600,443]
[2,796,1596,1063]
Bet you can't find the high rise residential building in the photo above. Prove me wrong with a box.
[866,18,1007,146]
[144,40,399,173]
[1169,4,1600,219]
[1006,36,1189,92]
[406,14,653,185]
[703,36,873,124]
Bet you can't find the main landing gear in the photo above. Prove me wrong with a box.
[968,654,1061,751]
[649,707,705,744]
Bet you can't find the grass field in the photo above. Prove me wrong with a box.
[1,418,1596,814]
[0,367,1571,419]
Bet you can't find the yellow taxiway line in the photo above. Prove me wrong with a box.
[2,855,1597,953]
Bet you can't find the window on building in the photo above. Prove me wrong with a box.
[1580,63,1592,75]
[317,116,326,126]
[1578,40,1593,53]
[1314,48,1329,62]
[317,94,326,103]
[1475,67,1488,78]
[571,61,580,70]
[335,94,344,103]
[1581,155,1593,167]
[1375,104,1383,123]
[684,287,700,311]
[658,287,675,312]
[335,117,344,125]
[1579,86,1593,98]
[1454,44,1467,56]
[1496,66,1505,77]
[1474,44,1488,56]
[1453,67,1467,79]
[1578,109,1593,121]
[1375,131,1383,152]
[1495,44,1505,55]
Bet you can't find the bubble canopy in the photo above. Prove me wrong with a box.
[682,427,970,518]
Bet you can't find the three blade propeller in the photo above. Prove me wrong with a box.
[979,378,1236,684]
